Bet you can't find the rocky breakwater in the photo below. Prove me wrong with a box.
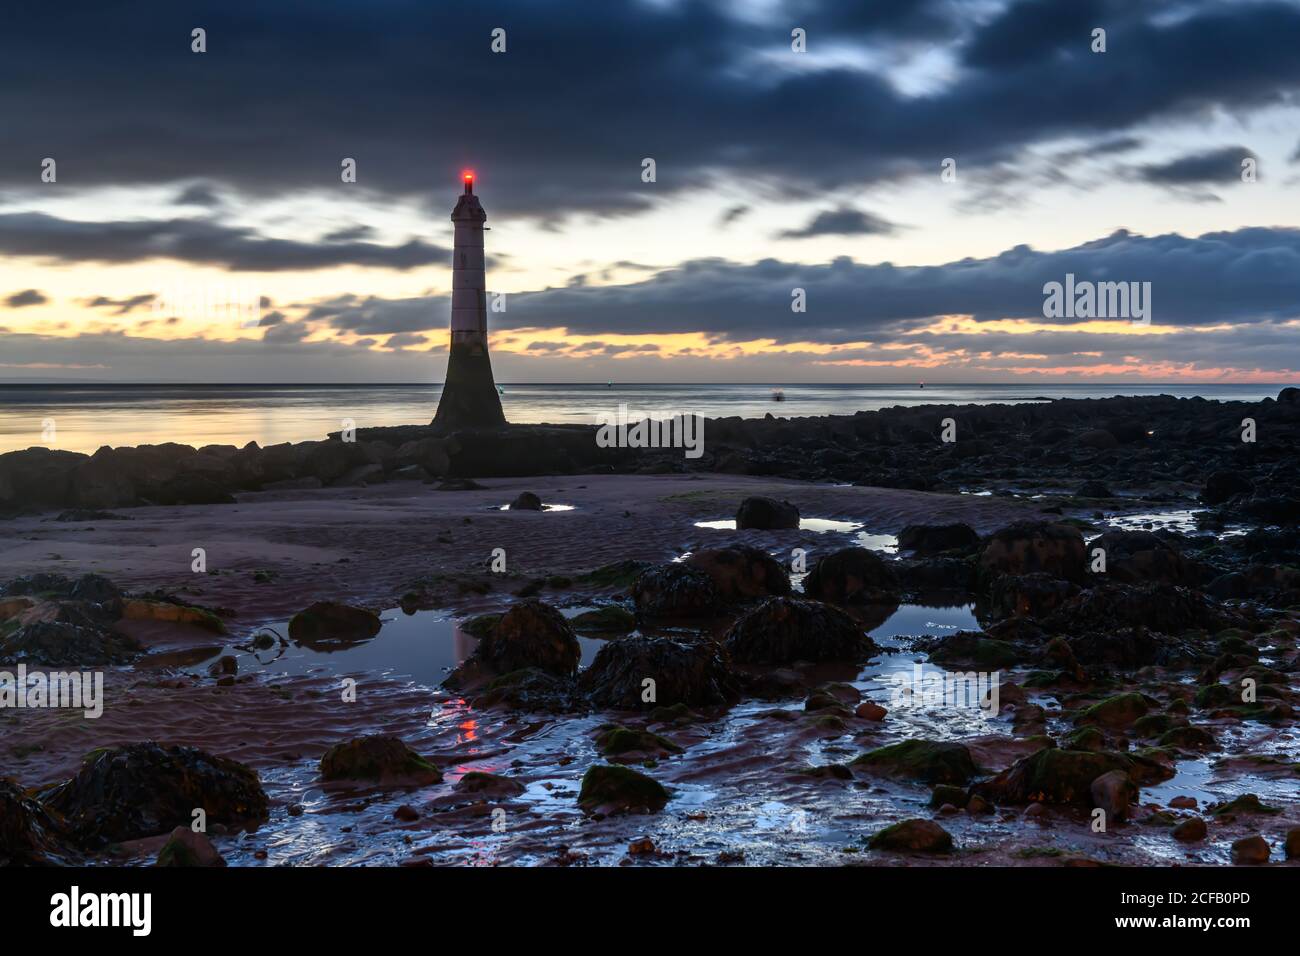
[4,391,1300,514]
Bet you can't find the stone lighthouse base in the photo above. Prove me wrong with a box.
[433,334,506,431]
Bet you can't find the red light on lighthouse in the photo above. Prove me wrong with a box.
[462,170,475,193]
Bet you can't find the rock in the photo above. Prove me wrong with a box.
[802,547,899,603]
[121,598,225,633]
[1046,583,1241,636]
[156,826,226,867]
[988,573,1078,619]
[973,748,1136,806]
[0,779,74,865]
[334,463,386,487]
[851,740,978,785]
[594,725,683,757]
[980,521,1087,583]
[898,523,979,555]
[453,771,526,797]
[577,765,669,816]
[868,818,953,853]
[152,474,237,505]
[1089,769,1135,823]
[1231,835,1270,865]
[1172,817,1207,842]
[855,701,887,721]
[1077,429,1119,450]
[70,573,123,606]
[580,635,739,709]
[929,784,969,809]
[40,742,268,845]
[468,600,581,677]
[394,437,451,476]
[724,597,877,664]
[1209,794,1281,817]
[206,655,238,677]
[734,496,800,530]
[509,491,543,511]
[288,601,381,648]
[1285,828,1300,860]
[1090,531,1196,586]
[569,605,637,633]
[1074,693,1151,729]
[1202,470,1253,505]
[1157,726,1217,750]
[470,667,580,712]
[1075,481,1112,498]
[682,545,791,602]
[319,735,442,785]
[966,794,992,815]
[0,621,141,666]
[394,804,420,821]
[632,564,721,618]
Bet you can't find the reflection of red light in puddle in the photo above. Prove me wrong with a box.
[458,718,477,742]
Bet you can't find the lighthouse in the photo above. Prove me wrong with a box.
[433,171,507,430]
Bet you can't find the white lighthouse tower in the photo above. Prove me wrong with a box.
[433,171,506,430]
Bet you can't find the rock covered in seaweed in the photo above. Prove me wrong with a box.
[39,742,268,845]
[319,735,442,785]
[802,547,899,604]
[724,597,878,664]
[580,635,739,709]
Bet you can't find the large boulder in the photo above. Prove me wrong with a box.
[1090,531,1196,586]
[1045,583,1242,634]
[734,496,800,530]
[973,747,1138,806]
[851,739,978,785]
[898,523,979,555]
[465,600,581,677]
[0,448,84,511]
[1202,470,1253,505]
[979,521,1087,583]
[580,635,740,709]
[868,818,953,853]
[577,765,669,816]
[987,573,1078,619]
[802,547,899,604]
[0,621,141,667]
[319,735,442,785]
[683,545,790,602]
[724,597,878,664]
[40,743,268,845]
[288,602,381,649]
[632,564,721,618]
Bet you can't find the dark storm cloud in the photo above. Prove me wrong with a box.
[1140,147,1258,184]
[777,207,898,239]
[0,212,446,271]
[304,294,444,336]
[83,293,157,314]
[257,310,286,327]
[5,289,48,308]
[174,182,223,207]
[495,227,1300,343]
[2,1,1298,223]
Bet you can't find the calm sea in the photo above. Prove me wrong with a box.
[0,382,1287,455]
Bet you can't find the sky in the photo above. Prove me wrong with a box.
[1,0,1299,384]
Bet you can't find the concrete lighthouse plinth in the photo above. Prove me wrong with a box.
[433,173,506,431]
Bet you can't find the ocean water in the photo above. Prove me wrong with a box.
[0,382,1287,455]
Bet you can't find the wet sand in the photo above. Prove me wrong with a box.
[3,474,1297,867]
